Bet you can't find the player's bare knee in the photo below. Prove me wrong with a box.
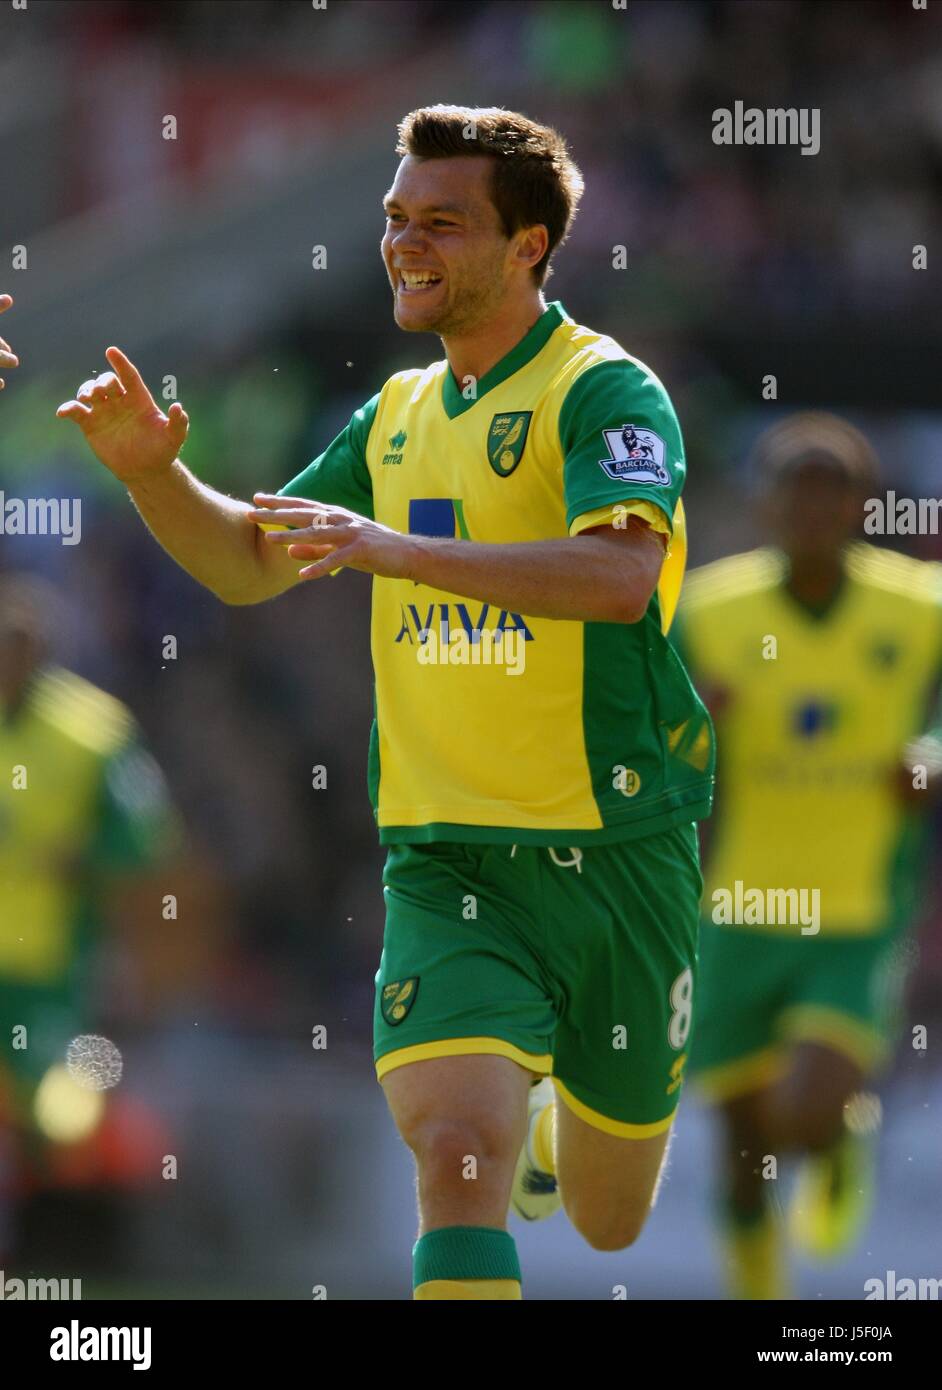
[579,1212,648,1252]
[407,1115,517,1184]
[565,1199,650,1251]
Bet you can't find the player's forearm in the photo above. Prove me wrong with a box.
[403,534,653,623]
[128,461,285,605]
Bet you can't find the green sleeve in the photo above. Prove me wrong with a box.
[559,359,686,533]
[90,740,182,873]
[278,391,380,518]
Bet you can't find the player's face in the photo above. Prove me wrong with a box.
[765,461,864,562]
[382,155,517,335]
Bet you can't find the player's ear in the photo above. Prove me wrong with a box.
[512,224,549,275]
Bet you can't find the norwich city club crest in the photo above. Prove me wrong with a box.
[487,412,532,477]
[381,977,419,1025]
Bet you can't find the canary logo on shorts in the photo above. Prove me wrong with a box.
[667,1053,688,1095]
[382,978,419,1025]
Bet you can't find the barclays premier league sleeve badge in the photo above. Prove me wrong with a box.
[598,424,671,485]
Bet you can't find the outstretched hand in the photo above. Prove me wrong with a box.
[247,493,416,580]
[57,346,189,484]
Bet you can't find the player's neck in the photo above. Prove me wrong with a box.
[442,292,547,388]
[784,551,845,608]
[0,682,29,723]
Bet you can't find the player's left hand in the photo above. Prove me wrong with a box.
[0,294,19,390]
[247,494,417,581]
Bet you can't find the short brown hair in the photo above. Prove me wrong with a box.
[396,105,584,285]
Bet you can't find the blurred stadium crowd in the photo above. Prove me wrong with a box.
[1,0,940,1293]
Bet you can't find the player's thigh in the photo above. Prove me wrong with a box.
[554,1099,673,1249]
[777,929,906,1089]
[783,1039,865,1097]
[720,1089,766,1149]
[760,933,898,1142]
[380,1053,533,1177]
[547,828,700,1248]
[758,1040,866,1139]
[549,824,701,1141]
[374,842,556,1082]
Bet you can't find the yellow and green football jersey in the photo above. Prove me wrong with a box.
[279,300,713,845]
[0,667,179,987]
[675,543,942,934]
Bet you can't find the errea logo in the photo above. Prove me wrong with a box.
[383,430,407,466]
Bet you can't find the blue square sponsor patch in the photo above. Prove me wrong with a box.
[409,498,457,537]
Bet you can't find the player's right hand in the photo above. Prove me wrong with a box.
[56,346,189,484]
[0,294,19,389]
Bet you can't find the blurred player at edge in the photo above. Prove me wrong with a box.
[673,414,942,1299]
[0,574,182,1258]
[57,107,715,1299]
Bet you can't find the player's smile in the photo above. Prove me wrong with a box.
[391,257,452,330]
[396,268,445,297]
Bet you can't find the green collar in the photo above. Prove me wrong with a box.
[441,301,566,419]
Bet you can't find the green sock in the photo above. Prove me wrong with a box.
[413,1225,522,1300]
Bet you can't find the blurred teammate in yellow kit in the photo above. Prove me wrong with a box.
[674,413,942,1299]
[0,574,181,1255]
